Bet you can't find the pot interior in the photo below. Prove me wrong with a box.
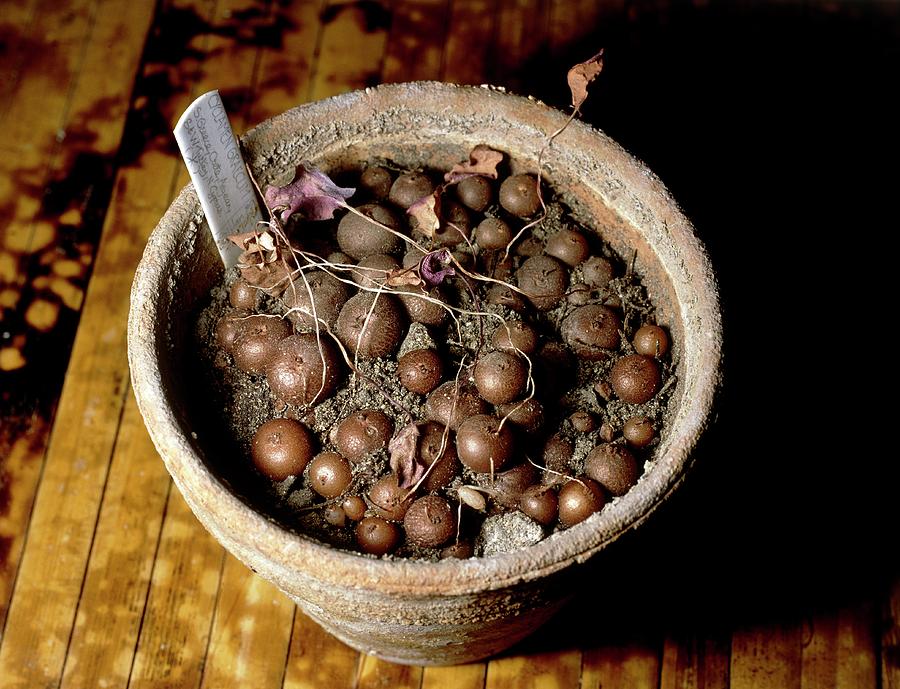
[133,82,720,590]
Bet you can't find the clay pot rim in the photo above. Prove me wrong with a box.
[128,81,722,597]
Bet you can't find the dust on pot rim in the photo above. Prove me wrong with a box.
[128,82,721,598]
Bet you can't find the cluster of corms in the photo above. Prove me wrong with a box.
[212,157,672,558]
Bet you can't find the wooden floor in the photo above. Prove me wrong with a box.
[1,0,897,687]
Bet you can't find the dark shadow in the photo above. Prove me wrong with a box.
[494,0,900,652]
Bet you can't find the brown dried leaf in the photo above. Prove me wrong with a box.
[389,422,424,489]
[444,145,504,183]
[385,267,423,288]
[238,259,291,296]
[407,191,441,238]
[228,230,263,249]
[567,50,604,111]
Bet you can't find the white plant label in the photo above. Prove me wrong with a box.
[174,90,263,268]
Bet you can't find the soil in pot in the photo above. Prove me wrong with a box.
[187,149,676,560]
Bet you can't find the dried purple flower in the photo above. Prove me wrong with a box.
[419,249,456,288]
[264,164,355,222]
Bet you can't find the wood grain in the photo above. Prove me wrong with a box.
[0,3,895,688]
[282,610,360,689]
[382,0,450,83]
[198,555,295,689]
[0,0,167,674]
[0,0,158,652]
[58,393,171,689]
[730,621,802,689]
[0,0,42,109]
[443,0,495,84]
[660,633,730,689]
[801,602,877,689]
[548,0,625,54]
[171,0,271,193]
[422,662,487,689]
[247,0,324,123]
[582,641,661,689]
[308,0,391,101]
[490,0,551,89]
[0,194,144,685]
[357,654,424,689]
[0,419,49,637]
[126,492,225,689]
[0,0,94,151]
[885,576,900,689]
[485,649,581,689]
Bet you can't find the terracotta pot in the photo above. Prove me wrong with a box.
[128,82,721,665]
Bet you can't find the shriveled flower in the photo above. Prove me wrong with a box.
[419,249,456,288]
[264,164,355,222]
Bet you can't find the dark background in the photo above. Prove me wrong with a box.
[511,0,900,645]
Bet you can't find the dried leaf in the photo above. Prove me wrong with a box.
[389,422,424,489]
[407,191,441,237]
[263,164,355,223]
[238,260,291,296]
[419,249,456,288]
[444,145,504,183]
[567,49,604,111]
[227,230,263,249]
[385,267,423,288]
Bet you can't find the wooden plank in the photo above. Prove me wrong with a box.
[282,610,360,689]
[0,0,208,682]
[730,622,802,689]
[198,555,295,689]
[0,0,42,108]
[442,0,494,84]
[885,575,900,689]
[581,642,661,689]
[0,418,49,638]
[489,0,551,91]
[0,193,148,685]
[422,663,486,689]
[0,0,94,141]
[126,492,225,689]
[0,0,158,648]
[660,633,729,689]
[58,393,171,689]
[246,0,324,124]
[485,649,581,689]
[382,0,450,83]
[356,654,424,689]
[1,0,97,316]
[801,601,877,689]
[548,0,625,54]
[308,0,392,101]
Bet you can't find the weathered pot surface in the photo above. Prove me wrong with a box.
[127,81,721,665]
